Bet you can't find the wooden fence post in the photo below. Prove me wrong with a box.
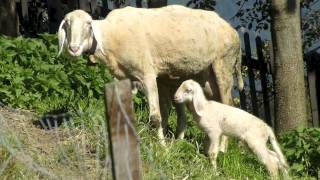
[244,33,259,116]
[256,37,272,127]
[105,79,141,180]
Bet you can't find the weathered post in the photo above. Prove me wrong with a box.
[104,79,141,180]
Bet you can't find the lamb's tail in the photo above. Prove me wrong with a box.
[268,127,290,176]
[235,47,244,91]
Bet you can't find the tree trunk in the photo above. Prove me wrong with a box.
[147,0,167,8]
[101,0,111,16]
[270,0,308,134]
[67,0,79,11]
[136,0,142,8]
[47,0,64,34]
[0,0,19,36]
[79,0,91,12]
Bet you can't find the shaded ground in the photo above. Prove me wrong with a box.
[0,107,112,179]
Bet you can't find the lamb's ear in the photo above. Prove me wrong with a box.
[91,21,106,55]
[57,19,66,56]
[192,88,205,117]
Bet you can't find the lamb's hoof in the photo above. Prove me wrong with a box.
[213,170,220,176]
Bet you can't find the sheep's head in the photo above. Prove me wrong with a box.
[58,10,97,57]
[174,80,197,103]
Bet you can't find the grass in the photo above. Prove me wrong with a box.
[0,95,275,180]
[0,35,318,179]
[1,92,318,180]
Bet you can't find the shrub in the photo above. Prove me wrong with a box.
[0,34,113,113]
[280,127,320,177]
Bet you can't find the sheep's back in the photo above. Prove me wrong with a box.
[104,5,239,77]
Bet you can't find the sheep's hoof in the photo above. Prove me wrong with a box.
[159,138,166,146]
[176,132,185,140]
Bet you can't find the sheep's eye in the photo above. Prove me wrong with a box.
[186,88,192,93]
[65,19,70,25]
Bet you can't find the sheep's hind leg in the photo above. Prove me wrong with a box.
[144,75,165,145]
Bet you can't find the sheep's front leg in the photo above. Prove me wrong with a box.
[208,132,221,175]
[175,103,186,139]
[144,75,165,145]
[158,82,171,136]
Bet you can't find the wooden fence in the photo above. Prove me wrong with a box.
[240,32,273,127]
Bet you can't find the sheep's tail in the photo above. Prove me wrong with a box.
[268,127,290,176]
[235,47,244,91]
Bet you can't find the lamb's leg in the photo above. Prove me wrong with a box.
[268,150,289,179]
[144,75,165,145]
[208,132,221,175]
[175,103,186,139]
[247,140,279,179]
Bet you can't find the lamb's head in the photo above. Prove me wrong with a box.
[175,80,206,116]
[58,10,97,57]
[174,80,198,103]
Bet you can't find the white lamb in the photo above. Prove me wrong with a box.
[174,79,289,179]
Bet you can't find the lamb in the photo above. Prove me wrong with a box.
[174,79,289,179]
[57,5,243,146]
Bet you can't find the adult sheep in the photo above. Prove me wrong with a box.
[57,5,243,146]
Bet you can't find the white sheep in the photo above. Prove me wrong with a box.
[174,79,289,179]
[57,5,243,146]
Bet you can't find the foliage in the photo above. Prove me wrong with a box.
[280,127,320,177]
[186,0,216,11]
[233,0,270,32]
[233,0,320,48]
[0,34,112,113]
[302,10,320,48]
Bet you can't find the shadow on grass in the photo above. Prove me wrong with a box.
[34,107,71,130]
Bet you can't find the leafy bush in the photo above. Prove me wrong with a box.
[0,34,113,113]
[280,127,320,177]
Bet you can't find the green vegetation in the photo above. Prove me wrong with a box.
[0,35,319,179]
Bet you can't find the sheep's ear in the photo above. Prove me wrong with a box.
[57,19,66,56]
[91,21,106,55]
[193,88,205,117]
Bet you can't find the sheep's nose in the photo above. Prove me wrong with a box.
[69,46,80,53]
[174,95,180,102]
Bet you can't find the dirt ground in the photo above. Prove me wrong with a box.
[0,106,111,179]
